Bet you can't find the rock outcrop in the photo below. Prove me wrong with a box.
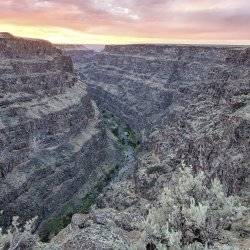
[0,35,121,230]
[51,44,250,249]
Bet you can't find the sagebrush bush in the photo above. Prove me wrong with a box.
[0,215,38,249]
[143,163,245,249]
[0,215,61,250]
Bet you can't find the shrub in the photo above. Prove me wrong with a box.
[39,214,72,243]
[0,215,38,250]
[125,126,140,149]
[143,163,245,249]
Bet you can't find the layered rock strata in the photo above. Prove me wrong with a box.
[51,44,250,249]
[0,35,120,229]
[69,44,250,192]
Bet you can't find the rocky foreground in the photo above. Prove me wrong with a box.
[0,34,122,234]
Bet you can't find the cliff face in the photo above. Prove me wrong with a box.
[70,44,250,192]
[0,36,121,229]
[75,45,250,132]
[53,44,250,249]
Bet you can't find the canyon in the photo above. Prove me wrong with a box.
[67,44,250,195]
[54,44,250,249]
[0,35,249,249]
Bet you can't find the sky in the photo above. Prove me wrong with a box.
[0,0,250,45]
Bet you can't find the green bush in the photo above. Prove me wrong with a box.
[39,214,72,243]
[125,127,140,149]
[79,192,98,214]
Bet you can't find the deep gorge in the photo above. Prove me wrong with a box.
[0,35,249,249]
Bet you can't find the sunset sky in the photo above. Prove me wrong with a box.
[0,0,250,45]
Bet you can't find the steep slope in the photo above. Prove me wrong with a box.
[51,44,250,249]
[70,44,250,192]
[0,35,121,231]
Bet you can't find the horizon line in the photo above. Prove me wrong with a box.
[1,32,250,47]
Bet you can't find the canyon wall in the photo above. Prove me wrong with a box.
[52,44,250,249]
[70,44,250,193]
[0,35,121,229]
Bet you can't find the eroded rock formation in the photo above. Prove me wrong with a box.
[0,35,121,230]
[51,44,250,249]
[69,44,250,193]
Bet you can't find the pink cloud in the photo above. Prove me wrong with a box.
[0,0,249,41]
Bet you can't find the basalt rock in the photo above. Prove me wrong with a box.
[68,44,250,193]
[51,44,250,249]
[0,35,121,229]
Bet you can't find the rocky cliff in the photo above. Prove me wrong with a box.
[51,44,250,249]
[0,35,121,232]
[69,44,250,192]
